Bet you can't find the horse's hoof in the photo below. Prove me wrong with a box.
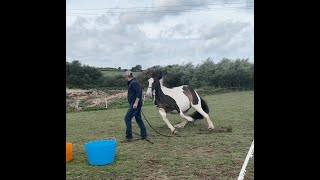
[172,128,178,134]
[208,127,214,131]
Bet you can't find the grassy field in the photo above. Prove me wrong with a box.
[66,91,254,180]
[101,70,142,77]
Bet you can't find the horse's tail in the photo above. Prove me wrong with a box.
[190,96,209,120]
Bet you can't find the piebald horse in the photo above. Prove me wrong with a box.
[146,74,214,134]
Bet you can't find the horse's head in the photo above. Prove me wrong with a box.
[146,74,162,97]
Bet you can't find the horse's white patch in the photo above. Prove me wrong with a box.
[160,85,191,112]
[146,78,154,97]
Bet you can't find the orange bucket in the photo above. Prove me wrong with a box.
[66,143,73,162]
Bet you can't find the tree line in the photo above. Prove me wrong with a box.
[66,58,253,90]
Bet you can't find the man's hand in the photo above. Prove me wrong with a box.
[133,102,138,109]
[133,98,140,109]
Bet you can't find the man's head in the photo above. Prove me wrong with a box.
[124,70,133,81]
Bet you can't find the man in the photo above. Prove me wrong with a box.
[122,70,147,142]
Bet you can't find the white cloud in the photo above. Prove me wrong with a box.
[66,0,254,69]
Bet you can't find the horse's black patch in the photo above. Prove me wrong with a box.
[182,86,199,105]
[152,79,180,113]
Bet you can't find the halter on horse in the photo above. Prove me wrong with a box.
[146,74,214,134]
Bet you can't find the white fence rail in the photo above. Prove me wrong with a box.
[237,139,254,180]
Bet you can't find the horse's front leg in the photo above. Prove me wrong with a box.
[159,108,177,134]
[174,120,188,128]
[179,112,194,122]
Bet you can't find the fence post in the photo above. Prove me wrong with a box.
[75,99,80,109]
[105,97,108,109]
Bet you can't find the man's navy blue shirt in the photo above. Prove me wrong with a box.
[127,78,142,104]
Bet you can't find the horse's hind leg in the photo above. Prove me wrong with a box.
[159,108,177,134]
[192,104,214,130]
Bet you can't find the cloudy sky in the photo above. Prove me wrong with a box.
[66,0,254,70]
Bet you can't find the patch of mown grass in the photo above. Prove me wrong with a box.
[66,91,254,179]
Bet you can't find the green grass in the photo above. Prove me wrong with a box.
[66,91,254,179]
[101,70,142,77]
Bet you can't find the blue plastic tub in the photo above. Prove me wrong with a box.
[84,139,117,166]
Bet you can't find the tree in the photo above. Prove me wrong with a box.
[66,60,104,89]
[131,65,142,71]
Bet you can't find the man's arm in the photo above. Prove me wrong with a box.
[134,98,140,105]
[132,82,142,108]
